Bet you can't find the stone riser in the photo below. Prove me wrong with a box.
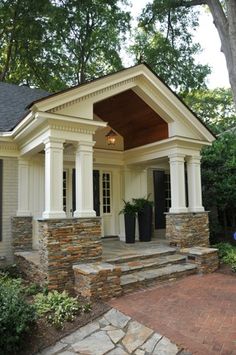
[120,255,186,275]
[105,249,176,265]
[121,266,197,295]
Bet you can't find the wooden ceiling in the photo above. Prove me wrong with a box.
[94,89,168,150]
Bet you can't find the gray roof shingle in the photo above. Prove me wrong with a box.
[0,82,51,132]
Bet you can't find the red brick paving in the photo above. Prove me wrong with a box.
[109,273,236,354]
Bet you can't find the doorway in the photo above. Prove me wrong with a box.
[153,170,171,229]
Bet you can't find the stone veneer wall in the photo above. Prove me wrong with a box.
[38,218,102,291]
[166,212,209,248]
[181,247,219,274]
[11,216,33,251]
[73,263,122,300]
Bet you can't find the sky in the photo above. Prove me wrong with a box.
[129,0,230,89]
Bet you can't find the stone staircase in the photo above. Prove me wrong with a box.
[105,247,197,294]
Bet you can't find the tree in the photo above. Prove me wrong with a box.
[0,0,130,90]
[201,130,236,237]
[139,1,236,108]
[184,88,236,133]
[130,29,210,93]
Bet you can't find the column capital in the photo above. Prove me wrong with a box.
[75,141,95,153]
[186,155,202,164]
[168,152,186,163]
[43,137,65,148]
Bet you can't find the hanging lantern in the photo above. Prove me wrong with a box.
[105,129,117,145]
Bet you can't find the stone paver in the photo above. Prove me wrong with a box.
[109,273,236,355]
[38,309,180,355]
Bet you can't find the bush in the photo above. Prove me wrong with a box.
[215,242,236,271]
[34,290,84,328]
[0,275,36,354]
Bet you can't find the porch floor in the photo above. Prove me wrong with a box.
[102,237,174,262]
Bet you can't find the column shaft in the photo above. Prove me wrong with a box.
[42,138,66,219]
[187,155,204,212]
[169,153,188,213]
[17,158,31,216]
[74,141,96,218]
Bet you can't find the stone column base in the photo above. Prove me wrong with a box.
[38,217,102,291]
[165,212,209,248]
[180,247,219,273]
[11,216,33,251]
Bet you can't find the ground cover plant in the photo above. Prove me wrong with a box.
[0,269,105,355]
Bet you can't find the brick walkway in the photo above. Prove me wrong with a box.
[109,273,236,355]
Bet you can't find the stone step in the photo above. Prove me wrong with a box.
[105,246,177,264]
[119,254,187,275]
[120,263,197,294]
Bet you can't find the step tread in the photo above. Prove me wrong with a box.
[120,263,197,286]
[105,246,177,264]
[119,254,186,273]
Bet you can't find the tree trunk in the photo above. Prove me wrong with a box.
[206,0,236,109]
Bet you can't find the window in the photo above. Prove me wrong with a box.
[63,171,67,212]
[102,172,111,214]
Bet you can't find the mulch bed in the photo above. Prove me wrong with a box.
[216,262,236,276]
[19,299,110,355]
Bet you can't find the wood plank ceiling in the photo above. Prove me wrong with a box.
[94,89,168,150]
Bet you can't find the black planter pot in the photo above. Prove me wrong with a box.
[124,214,136,243]
[138,204,153,242]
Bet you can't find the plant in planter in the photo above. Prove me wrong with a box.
[133,196,153,242]
[119,200,137,243]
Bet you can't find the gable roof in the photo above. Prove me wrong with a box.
[0,64,216,140]
[0,82,50,132]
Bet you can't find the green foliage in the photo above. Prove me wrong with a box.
[130,0,210,92]
[24,282,42,296]
[0,0,130,90]
[133,195,154,211]
[214,243,236,270]
[201,131,236,235]
[184,88,236,134]
[0,274,36,354]
[34,290,89,328]
[119,200,137,216]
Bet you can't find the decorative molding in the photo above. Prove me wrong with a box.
[49,77,137,113]
[50,123,95,135]
[0,142,18,151]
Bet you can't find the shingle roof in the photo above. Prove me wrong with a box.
[0,82,51,132]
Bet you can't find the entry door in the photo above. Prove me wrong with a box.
[153,170,166,229]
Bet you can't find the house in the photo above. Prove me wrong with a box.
[0,64,215,284]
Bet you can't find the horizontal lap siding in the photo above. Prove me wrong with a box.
[0,157,18,263]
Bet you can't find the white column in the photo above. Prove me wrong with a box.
[74,141,96,218]
[169,153,188,213]
[187,155,204,212]
[17,158,31,216]
[42,138,66,219]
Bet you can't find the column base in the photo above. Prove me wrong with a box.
[74,210,96,218]
[16,211,32,217]
[42,211,66,219]
[169,207,188,213]
[188,207,205,212]
[166,212,209,248]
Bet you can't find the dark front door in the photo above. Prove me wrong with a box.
[93,170,100,216]
[153,170,166,229]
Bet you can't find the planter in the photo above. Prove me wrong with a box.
[124,214,136,243]
[138,204,153,242]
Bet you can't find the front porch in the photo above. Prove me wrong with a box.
[15,236,219,300]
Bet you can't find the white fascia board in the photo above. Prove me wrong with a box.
[30,67,145,112]
[140,66,215,143]
[36,111,107,129]
[124,136,210,165]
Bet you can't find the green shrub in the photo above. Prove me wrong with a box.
[34,290,83,328]
[215,242,236,271]
[0,275,36,354]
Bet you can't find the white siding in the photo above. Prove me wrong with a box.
[0,157,18,263]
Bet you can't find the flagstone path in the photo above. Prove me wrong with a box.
[38,308,182,355]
